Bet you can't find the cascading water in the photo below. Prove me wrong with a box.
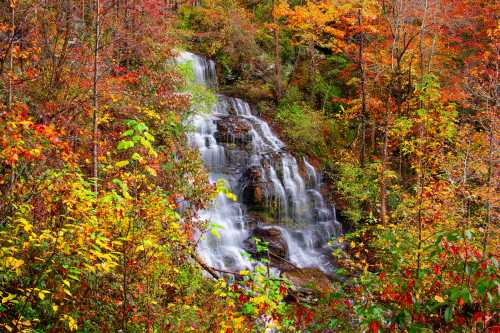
[179,51,341,274]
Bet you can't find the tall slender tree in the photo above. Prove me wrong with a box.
[92,0,100,194]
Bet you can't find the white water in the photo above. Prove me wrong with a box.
[179,51,341,274]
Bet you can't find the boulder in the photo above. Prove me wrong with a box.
[241,166,268,209]
[281,268,332,295]
[244,226,288,260]
[215,115,252,145]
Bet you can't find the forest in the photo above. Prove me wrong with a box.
[0,0,498,332]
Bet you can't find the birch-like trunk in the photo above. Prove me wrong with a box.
[92,0,100,194]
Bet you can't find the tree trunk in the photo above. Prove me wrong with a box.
[379,104,389,224]
[92,0,100,195]
[415,151,425,276]
[272,0,282,101]
[191,252,219,279]
[415,0,429,277]
[8,2,15,111]
[461,132,471,286]
[482,102,495,258]
[358,9,367,167]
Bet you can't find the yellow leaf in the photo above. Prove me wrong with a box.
[233,316,245,329]
[115,160,129,168]
[350,241,356,248]
[2,294,15,304]
[13,258,24,269]
[251,295,266,305]
[38,291,45,300]
[145,166,157,177]
[434,295,445,303]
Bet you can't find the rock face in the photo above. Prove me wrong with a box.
[215,115,252,146]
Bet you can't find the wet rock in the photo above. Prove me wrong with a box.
[226,105,239,115]
[215,115,252,145]
[282,268,332,293]
[244,226,288,260]
[224,149,250,169]
[281,268,333,303]
[241,166,268,209]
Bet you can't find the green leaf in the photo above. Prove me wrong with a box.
[112,178,131,199]
[328,319,339,329]
[121,129,134,137]
[241,302,256,315]
[134,123,148,133]
[464,289,473,304]
[117,140,134,150]
[125,119,138,127]
[416,108,426,117]
[209,229,221,239]
[444,306,453,322]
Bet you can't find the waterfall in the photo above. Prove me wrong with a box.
[179,51,341,274]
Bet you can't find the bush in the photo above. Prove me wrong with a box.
[336,161,380,224]
[275,86,329,157]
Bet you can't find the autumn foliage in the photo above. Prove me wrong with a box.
[1,0,498,332]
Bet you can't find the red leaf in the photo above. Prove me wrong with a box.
[473,312,483,323]
[368,320,380,333]
[238,293,248,303]
[305,310,314,325]
[279,283,287,295]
